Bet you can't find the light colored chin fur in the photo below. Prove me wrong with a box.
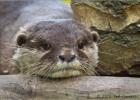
[48,60,83,78]
[47,70,82,78]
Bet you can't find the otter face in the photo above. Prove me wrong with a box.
[12,20,99,78]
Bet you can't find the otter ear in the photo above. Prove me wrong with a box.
[89,26,100,42]
[91,31,100,42]
[16,34,27,46]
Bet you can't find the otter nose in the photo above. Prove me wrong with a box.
[59,55,76,63]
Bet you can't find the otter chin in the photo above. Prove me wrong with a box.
[12,20,99,78]
[47,59,84,78]
[47,68,82,78]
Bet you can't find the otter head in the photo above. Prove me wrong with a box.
[12,20,99,78]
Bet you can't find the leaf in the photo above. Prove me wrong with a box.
[63,0,71,5]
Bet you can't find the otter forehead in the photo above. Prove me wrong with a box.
[25,20,92,46]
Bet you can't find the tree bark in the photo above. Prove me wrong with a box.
[0,75,140,100]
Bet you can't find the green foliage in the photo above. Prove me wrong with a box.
[64,0,71,5]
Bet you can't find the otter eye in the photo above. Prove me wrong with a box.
[41,43,50,50]
[78,39,89,49]
[78,42,84,49]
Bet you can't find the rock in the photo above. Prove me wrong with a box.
[72,0,140,76]
[72,0,140,32]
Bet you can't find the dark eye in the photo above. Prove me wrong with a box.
[78,39,89,49]
[41,43,50,50]
[78,42,84,49]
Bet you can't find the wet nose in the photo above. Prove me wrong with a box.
[59,55,76,63]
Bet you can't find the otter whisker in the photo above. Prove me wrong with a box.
[99,51,118,57]
[82,65,96,75]
[38,62,56,78]
[34,62,52,73]
[87,62,99,75]
[98,36,112,45]
[80,65,92,75]
[38,62,54,76]
[79,65,87,73]
[80,62,95,75]
[33,61,55,77]
[96,64,107,73]
[78,62,94,75]
[99,60,110,68]
[25,62,43,74]
[45,63,56,76]
[81,61,99,75]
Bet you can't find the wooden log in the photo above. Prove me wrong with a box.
[0,75,140,100]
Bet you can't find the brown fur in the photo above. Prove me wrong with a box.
[0,0,99,78]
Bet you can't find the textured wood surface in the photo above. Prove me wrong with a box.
[0,75,140,100]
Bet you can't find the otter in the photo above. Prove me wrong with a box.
[0,0,99,78]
